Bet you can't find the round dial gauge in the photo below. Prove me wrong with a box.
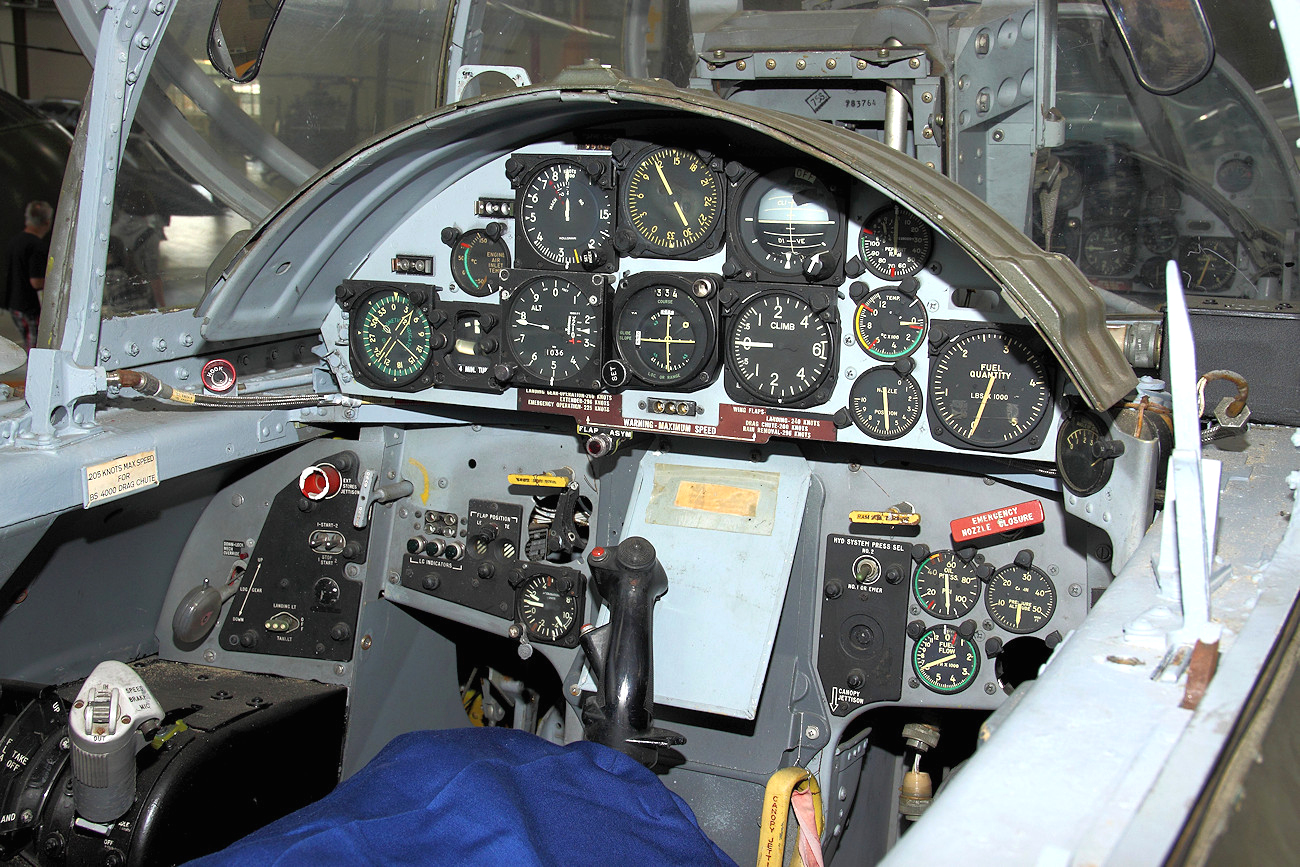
[986,564,1056,634]
[613,282,712,386]
[726,292,834,405]
[1215,156,1255,194]
[449,312,492,377]
[517,572,580,643]
[1144,184,1181,215]
[735,167,841,274]
[1141,221,1177,255]
[913,551,981,620]
[504,276,600,385]
[1081,224,1137,276]
[1179,237,1238,293]
[912,625,980,694]
[858,205,933,279]
[929,330,1052,450]
[1057,163,1084,210]
[519,160,614,269]
[1138,256,1167,292]
[349,288,433,389]
[450,228,511,296]
[1056,410,1118,496]
[853,287,927,360]
[622,146,721,256]
[847,366,922,440]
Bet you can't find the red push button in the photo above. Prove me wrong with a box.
[299,464,343,500]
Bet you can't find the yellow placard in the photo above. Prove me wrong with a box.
[507,473,569,488]
[675,481,760,517]
[84,450,159,507]
[849,509,920,526]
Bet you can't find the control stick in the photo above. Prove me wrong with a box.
[580,537,684,767]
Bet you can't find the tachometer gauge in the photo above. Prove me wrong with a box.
[512,157,615,271]
[1179,237,1238,293]
[912,625,979,694]
[913,551,980,620]
[502,274,602,387]
[725,290,835,406]
[1081,224,1136,276]
[986,563,1056,634]
[928,328,1052,452]
[348,286,434,390]
[858,205,933,279]
[617,144,722,257]
[516,571,582,644]
[1056,409,1121,496]
[1138,257,1167,292]
[852,286,927,360]
[847,366,922,440]
[1141,220,1177,255]
[612,275,715,387]
[732,167,842,279]
[447,226,510,296]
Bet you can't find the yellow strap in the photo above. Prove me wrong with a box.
[756,767,824,867]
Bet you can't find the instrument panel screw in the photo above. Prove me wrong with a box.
[825,58,836,70]
[569,685,581,697]
[922,92,933,103]
[909,57,921,68]
[713,49,725,59]
[335,664,346,676]
[766,58,777,70]
[908,677,920,689]
[1069,583,1083,597]
[736,60,746,71]
[19,809,33,824]
[74,700,84,709]
[361,635,372,650]
[805,725,820,740]
[922,126,934,139]
[203,650,215,662]
[985,683,997,695]
[796,58,807,70]
[992,129,1004,142]
[125,342,139,357]
[856,58,866,69]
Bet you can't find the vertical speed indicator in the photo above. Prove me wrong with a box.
[725,291,835,406]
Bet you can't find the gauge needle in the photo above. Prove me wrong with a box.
[741,337,775,349]
[516,314,550,330]
[1198,254,1212,287]
[564,196,570,222]
[375,308,415,364]
[891,209,899,253]
[674,200,690,228]
[654,160,674,195]
[943,572,951,610]
[878,385,893,431]
[970,374,996,434]
[921,654,956,670]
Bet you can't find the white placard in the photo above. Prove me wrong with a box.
[83,450,159,507]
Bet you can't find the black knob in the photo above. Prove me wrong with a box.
[507,569,527,589]
[1044,630,1063,650]
[911,544,931,563]
[906,620,925,640]
[492,362,516,383]
[342,542,362,560]
[421,575,441,591]
[478,337,499,354]
[330,622,352,642]
[957,619,977,639]
[477,562,495,580]
[985,636,1004,657]
[1014,549,1035,568]
[297,498,313,512]
[240,630,259,648]
[846,670,865,689]
[429,332,448,351]
[440,226,459,247]
[428,309,447,328]
[824,580,843,600]
[884,566,904,585]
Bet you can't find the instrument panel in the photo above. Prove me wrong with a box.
[325,128,1071,464]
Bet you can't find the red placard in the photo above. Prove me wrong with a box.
[950,500,1045,543]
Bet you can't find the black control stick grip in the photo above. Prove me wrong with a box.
[581,537,684,766]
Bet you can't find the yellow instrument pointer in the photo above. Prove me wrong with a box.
[970,374,996,434]
[673,200,690,228]
[654,160,674,195]
[921,654,956,670]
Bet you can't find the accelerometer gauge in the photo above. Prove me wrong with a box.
[986,564,1056,634]
[515,158,614,270]
[733,167,842,277]
[1081,224,1136,276]
[503,275,601,386]
[847,366,922,440]
[516,571,582,644]
[857,204,933,279]
[852,287,927,360]
[912,625,979,695]
[929,329,1052,451]
[619,145,722,257]
[348,287,433,389]
[1056,409,1122,496]
[612,277,714,387]
[912,551,980,620]
[449,227,510,296]
[726,291,835,406]
[1179,237,1238,292]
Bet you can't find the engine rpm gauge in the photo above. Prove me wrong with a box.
[348,287,434,389]
[986,563,1056,634]
[503,275,601,386]
[853,287,927,360]
[612,277,714,387]
[733,167,842,277]
[619,145,722,257]
[912,551,980,620]
[448,227,511,296]
[847,366,922,440]
[929,329,1052,451]
[725,291,835,406]
[858,205,933,279]
[515,158,614,270]
[912,625,980,694]
[1179,237,1238,293]
[516,571,582,644]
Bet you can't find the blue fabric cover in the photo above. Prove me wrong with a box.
[188,727,737,866]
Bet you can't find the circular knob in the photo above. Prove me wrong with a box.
[330,622,352,642]
[299,464,342,500]
[616,537,656,570]
[240,630,259,648]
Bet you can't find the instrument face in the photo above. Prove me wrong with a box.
[985,564,1057,634]
[847,366,922,440]
[852,287,927,361]
[503,275,601,386]
[725,290,834,405]
[1056,410,1117,496]
[858,205,933,279]
[612,279,714,387]
[517,159,615,269]
[912,551,981,620]
[449,228,511,296]
[517,572,581,643]
[929,329,1052,451]
[912,625,980,694]
[733,167,841,276]
[348,287,434,389]
[621,145,722,257]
